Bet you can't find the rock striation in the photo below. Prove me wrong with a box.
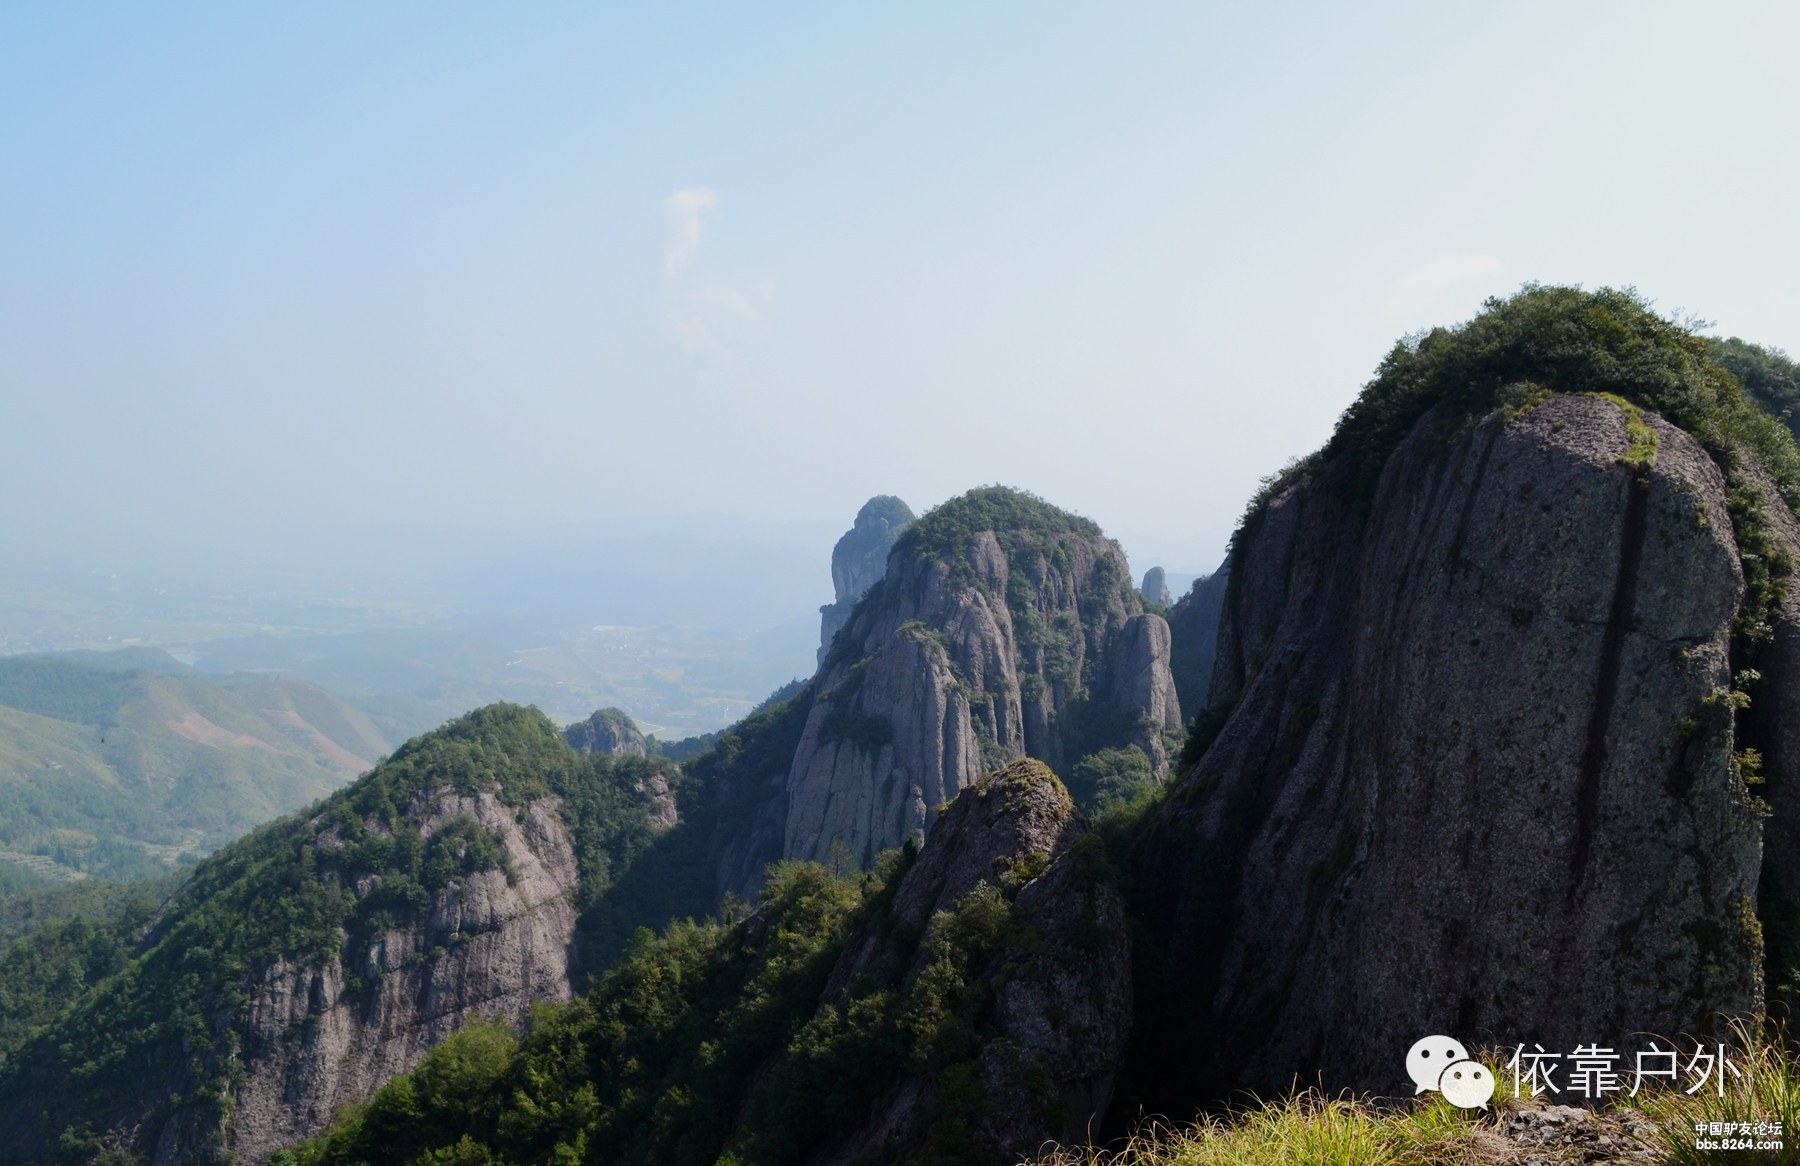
[818,496,916,665]
[784,487,1181,866]
[225,788,578,1162]
[1129,290,1795,1109]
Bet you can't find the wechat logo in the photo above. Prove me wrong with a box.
[1407,1034,1494,1109]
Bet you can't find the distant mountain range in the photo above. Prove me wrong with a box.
[0,650,389,885]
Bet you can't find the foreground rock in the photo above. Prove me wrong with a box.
[1130,292,1784,1109]
[808,758,1132,1165]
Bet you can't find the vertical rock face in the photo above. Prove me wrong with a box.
[1739,460,1800,1011]
[784,487,1181,866]
[1140,565,1171,606]
[224,789,579,1163]
[564,707,648,758]
[1166,562,1229,716]
[818,495,916,666]
[1135,393,1767,1100]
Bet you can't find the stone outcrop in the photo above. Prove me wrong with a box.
[818,495,915,665]
[224,788,579,1163]
[564,707,648,758]
[1140,565,1170,606]
[808,759,1132,1165]
[1166,562,1228,716]
[564,708,677,828]
[1132,393,1768,1103]
[784,488,1181,866]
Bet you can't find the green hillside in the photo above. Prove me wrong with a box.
[0,653,392,884]
[0,703,678,1162]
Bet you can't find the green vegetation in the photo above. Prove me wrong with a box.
[573,682,816,966]
[1589,392,1661,473]
[276,860,873,1166]
[1713,337,1800,438]
[0,654,391,883]
[0,876,177,1072]
[1068,746,1159,820]
[1032,1091,1481,1166]
[0,656,139,726]
[0,704,678,1163]
[1317,285,1800,509]
[857,494,917,530]
[1007,569,1081,697]
[893,486,1102,565]
[0,874,178,955]
[276,832,1050,1166]
[1176,701,1234,773]
[817,703,894,750]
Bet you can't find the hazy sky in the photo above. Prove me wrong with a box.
[7,1,1799,578]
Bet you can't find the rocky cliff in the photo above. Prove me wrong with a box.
[226,788,578,1162]
[254,756,1132,1166]
[818,495,915,665]
[1139,565,1171,606]
[784,486,1182,866]
[0,705,657,1165]
[1126,287,1800,1108]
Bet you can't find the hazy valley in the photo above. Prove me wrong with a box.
[7,290,1800,1164]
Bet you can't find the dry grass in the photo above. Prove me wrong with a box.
[1032,1025,1800,1165]
[1032,1091,1490,1166]
[1624,1020,1800,1164]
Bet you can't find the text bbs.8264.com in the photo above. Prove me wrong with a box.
[1692,1120,1782,1152]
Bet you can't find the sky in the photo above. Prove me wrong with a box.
[6,0,1800,583]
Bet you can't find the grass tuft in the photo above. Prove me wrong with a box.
[1033,1090,1487,1166]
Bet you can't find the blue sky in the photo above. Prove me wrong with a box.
[6,1,1799,577]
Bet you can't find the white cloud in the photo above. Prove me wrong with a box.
[694,279,775,320]
[669,313,717,352]
[1385,254,1505,318]
[662,187,719,279]
[659,191,775,356]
